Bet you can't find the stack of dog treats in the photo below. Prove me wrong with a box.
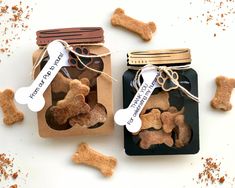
[135,91,191,149]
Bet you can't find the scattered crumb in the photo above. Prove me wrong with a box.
[0,153,27,187]
[188,0,235,36]
[195,157,227,186]
[0,0,33,60]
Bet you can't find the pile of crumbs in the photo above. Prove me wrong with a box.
[0,153,23,188]
[194,157,229,186]
[0,0,33,60]
[188,0,235,37]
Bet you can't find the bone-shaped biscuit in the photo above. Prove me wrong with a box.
[111,8,156,41]
[133,108,162,135]
[69,103,107,128]
[139,130,173,149]
[141,91,170,114]
[161,107,184,133]
[58,79,90,100]
[174,115,191,148]
[211,76,235,111]
[51,73,90,94]
[140,108,162,130]
[0,89,24,125]
[50,80,90,124]
[72,143,117,177]
[51,72,71,93]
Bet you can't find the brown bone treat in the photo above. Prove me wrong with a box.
[50,80,90,124]
[161,107,184,133]
[168,106,178,113]
[140,109,162,130]
[139,130,173,149]
[0,89,24,125]
[63,79,90,97]
[51,72,71,93]
[72,143,117,177]
[141,91,170,114]
[69,104,107,128]
[174,115,192,148]
[211,76,235,111]
[111,8,156,41]
[80,78,90,87]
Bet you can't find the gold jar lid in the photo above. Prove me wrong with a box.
[127,48,191,66]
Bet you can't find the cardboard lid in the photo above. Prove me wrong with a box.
[36,27,104,46]
[127,48,191,66]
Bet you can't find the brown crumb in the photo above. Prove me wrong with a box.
[219,176,225,183]
[10,184,17,188]
[195,157,228,186]
[11,5,18,11]
[12,172,18,179]
[0,153,25,187]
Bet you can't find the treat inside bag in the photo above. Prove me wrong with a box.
[31,27,113,137]
[115,49,199,155]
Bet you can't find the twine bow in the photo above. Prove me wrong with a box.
[132,65,199,102]
[31,39,117,81]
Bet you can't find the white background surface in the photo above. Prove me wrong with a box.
[1,0,235,187]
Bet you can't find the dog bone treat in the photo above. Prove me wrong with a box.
[140,108,162,130]
[50,95,90,125]
[168,106,178,113]
[211,76,235,111]
[67,79,90,97]
[51,72,72,93]
[69,104,107,128]
[72,143,117,177]
[0,89,24,125]
[50,80,90,124]
[141,91,170,114]
[161,107,184,133]
[139,130,174,149]
[80,78,90,87]
[174,115,192,148]
[111,8,156,41]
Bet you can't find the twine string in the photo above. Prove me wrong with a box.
[133,65,199,102]
[31,39,117,81]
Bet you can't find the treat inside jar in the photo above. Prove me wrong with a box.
[135,91,192,149]
[45,47,107,131]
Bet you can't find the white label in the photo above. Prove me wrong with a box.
[15,41,70,112]
[114,65,160,133]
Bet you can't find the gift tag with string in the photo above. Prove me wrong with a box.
[114,65,160,133]
[15,40,70,112]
